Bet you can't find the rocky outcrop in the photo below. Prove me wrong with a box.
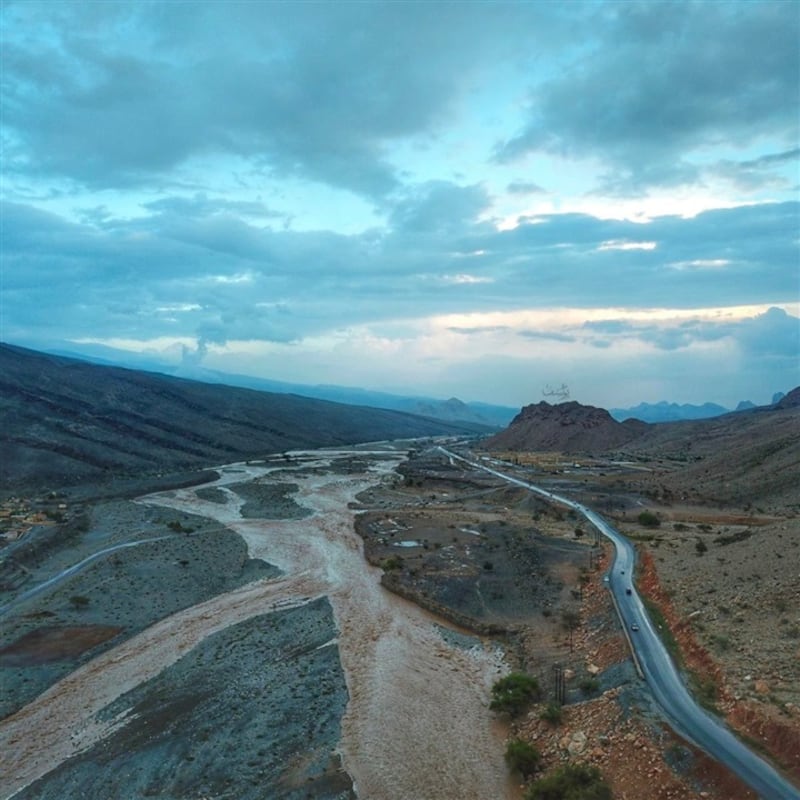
[775,386,800,409]
[482,400,647,454]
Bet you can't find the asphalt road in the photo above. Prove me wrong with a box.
[439,447,800,800]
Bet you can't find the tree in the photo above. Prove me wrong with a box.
[505,739,541,777]
[490,673,541,716]
[526,763,612,800]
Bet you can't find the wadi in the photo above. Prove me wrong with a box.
[0,344,798,800]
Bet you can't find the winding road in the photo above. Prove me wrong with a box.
[440,447,800,800]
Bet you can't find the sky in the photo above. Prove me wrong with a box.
[1,0,799,410]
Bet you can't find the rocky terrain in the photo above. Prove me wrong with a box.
[2,347,798,799]
[0,343,488,492]
[478,394,800,796]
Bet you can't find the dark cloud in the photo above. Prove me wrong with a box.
[580,308,799,359]
[735,306,800,359]
[387,182,491,235]
[5,196,798,351]
[518,330,576,343]
[1,2,574,197]
[708,148,800,192]
[506,180,546,195]
[496,2,799,194]
[448,326,509,335]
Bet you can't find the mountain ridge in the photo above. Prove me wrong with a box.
[0,343,490,493]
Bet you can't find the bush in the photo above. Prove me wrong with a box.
[695,539,708,555]
[69,595,90,609]
[561,610,580,631]
[490,673,541,716]
[579,678,600,694]
[637,511,660,528]
[380,555,404,571]
[526,763,612,799]
[505,739,541,777]
[539,702,563,725]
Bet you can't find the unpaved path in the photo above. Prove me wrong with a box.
[1,449,513,800]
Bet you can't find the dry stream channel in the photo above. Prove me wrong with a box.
[0,447,513,800]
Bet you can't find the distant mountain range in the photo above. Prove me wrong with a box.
[609,393,785,423]
[37,346,518,429]
[0,344,492,492]
[9,341,789,428]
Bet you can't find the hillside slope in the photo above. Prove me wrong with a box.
[0,344,487,491]
[625,387,800,508]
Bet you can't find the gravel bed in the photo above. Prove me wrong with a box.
[13,598,354,800]
[228,481,313,520]
[0,500,278,719]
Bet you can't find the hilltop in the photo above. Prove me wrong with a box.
[482,400,647,453]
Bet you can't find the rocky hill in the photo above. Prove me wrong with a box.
[482,400,647,453]
[483,391,800,508]
[0,344,488,493]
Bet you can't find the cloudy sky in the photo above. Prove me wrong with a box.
[2,1,798,409]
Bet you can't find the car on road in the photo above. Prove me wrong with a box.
[631,623,640,631]
[626,588,632,595]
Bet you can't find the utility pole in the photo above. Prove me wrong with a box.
[553,664,566,705]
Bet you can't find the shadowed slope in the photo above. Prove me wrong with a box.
[0,343,487,491]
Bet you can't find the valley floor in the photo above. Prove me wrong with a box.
[1,441,797,799]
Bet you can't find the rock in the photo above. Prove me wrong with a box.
[754,679,770,695]
[586,663,601,676]
[563,668,575,681]
[567,731,587,756]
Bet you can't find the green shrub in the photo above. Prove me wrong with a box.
[637,511,660,528]
[525,763,612,799]
[505,738,541,777]
[579,678,600,694]
[490,673,541,716]
[539,702,563,725]
[695,539,708,555]
[380,555,404,571]
[69,595,90,609]
[561,610,580,631]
